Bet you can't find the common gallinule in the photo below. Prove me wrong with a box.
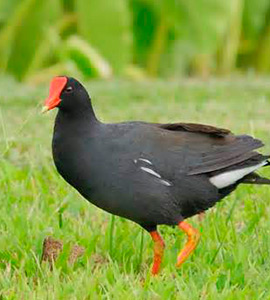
[43,76,270,275]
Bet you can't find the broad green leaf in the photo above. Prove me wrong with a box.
[75,0,132,74]
[138,0,231,51]
[25,13,78,79]
[64,35,112,79]
[254,3,270,72]
[131,0,157,67]
[217,0,244,74]
[0,0,20,24]
[132,0,233,76]
[243,0,269,40]
[0,0,62,80]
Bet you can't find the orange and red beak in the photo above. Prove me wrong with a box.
[42,76,67,113]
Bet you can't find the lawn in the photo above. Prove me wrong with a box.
[1,76,270,299]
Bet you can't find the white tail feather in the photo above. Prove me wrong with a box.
[210,161,267,189]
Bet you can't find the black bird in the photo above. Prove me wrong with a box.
[43,76,270,275]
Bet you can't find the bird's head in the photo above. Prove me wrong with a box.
[42,76,91,113]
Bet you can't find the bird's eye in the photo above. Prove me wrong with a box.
[65,86,73,93]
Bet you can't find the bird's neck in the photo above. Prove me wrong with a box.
[55,104,100,136]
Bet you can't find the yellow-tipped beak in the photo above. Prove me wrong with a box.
[41,106,49,114]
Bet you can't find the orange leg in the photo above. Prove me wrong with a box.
[176,221,200,268]
[150,231,165,275]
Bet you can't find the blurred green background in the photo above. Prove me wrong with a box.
[1,0,270,83]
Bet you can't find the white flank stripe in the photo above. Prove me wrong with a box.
[138,158,153,165]
[140,167,161,178]
[159,179,172,186]
[210,161,267,189]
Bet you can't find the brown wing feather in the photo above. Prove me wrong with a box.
[187,135,264,175]
[158,122,231,137]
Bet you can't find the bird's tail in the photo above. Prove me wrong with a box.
[241,172,270,185]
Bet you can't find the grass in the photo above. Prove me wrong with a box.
[1,76,270,299]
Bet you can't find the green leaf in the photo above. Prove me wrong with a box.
[75,0,132,74]
[243,0,270,40]
[132,0,233,76]
[64,35,112,79]
[0,0,62,80]
[131,0,158,70]
[0,0,20,24]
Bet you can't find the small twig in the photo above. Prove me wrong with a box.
[0,102,41,159]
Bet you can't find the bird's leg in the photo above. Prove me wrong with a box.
[176,221,200,268]
[149,231,165,275]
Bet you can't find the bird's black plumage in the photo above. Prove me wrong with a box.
[44,76,270,274]
[46,77,270,232]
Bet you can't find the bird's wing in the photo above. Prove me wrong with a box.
[186,135,264,175]
[156,122,231,137]
[152,122,264,175]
